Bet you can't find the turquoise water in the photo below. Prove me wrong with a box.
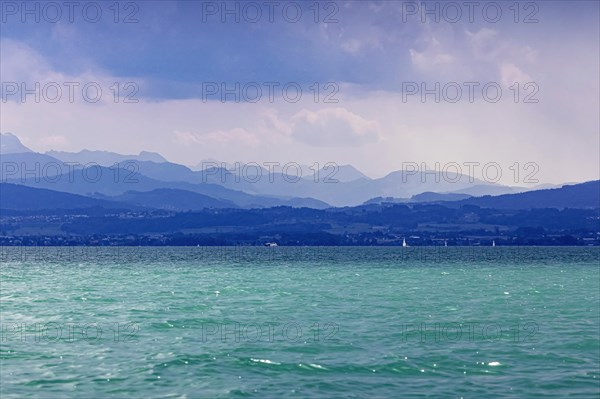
[1,247,599,398]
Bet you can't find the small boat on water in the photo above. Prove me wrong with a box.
[492,240,496,247]
[265,242,278,247]
[402,238,409,247]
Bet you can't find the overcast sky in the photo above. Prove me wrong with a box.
[1,1,598,184]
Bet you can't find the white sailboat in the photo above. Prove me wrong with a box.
[492,240,496,247]
[402,238,409,247]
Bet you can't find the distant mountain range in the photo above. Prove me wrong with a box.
[2,180,598,213]
[458,181,600,209]
[0,132,592,210]
[0,183,133,211]
[2,181,598,247]
[0,132,33,154]
[104,188,237,210]
[47,149,167,166]
[0,159,331,209]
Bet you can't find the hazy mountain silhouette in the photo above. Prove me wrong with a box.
[1,133,589,209]
[0,183,132,210]
[458,181,600,209]
[3,162,331,209]
[47,149,167,166]
[410,192,473,202]
[109,189,237,210]
[0,132,33,154]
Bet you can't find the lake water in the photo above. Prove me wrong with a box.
[1,247,599,398]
